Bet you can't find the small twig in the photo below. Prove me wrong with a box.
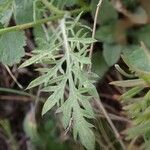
[0,6,90,35]
[95,98,126,150]
[4,65,23,89]
[95,110,131,123]
[88,0,103,71]
[87,0,126,149]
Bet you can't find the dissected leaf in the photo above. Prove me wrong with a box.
[20,18,98,149]
[0,31,26,65]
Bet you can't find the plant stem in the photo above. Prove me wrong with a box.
[0,6,90,35]
[87,0,126,149]
[0,15,62,35]
[88,0,103,72]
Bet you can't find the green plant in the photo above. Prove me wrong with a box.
[0,0,100,149]
[1,0,150,149]
[20,14,99,149]
[111,44,150,149]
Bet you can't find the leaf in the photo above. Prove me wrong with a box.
[103,43,122,66]
[42,95,58,115]
[122,46,150,77]
[22,17,97,150]
[91,0,118,25]
[126,122,150,139]
[95,23,117,44]
[92,51,109,79]
[110,79,147,87]
[19,52,50,68]
[27,74,50,89]
[0,31,26,65]
[53,0,78,8]
[14,0,34,24]
[73,108,95,150]
[132,25,150,49]
[68,37,97,44]
[60,99,72,128]
[0,0,13,26]
[79,126,95,150]
[42,81,66,115]
[34,25,47,41]
[120,87,144,100]
[72,53,91,64]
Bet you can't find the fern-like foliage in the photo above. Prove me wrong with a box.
[20,15,98,150]
[111,46,150,149]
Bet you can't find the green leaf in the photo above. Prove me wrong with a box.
[34,25,47,41]
[53,0,78,8]
[0,0,13,26]
[68,37,97,44]
[127,122,150,139]
[73,108,95,150]
[42,81,66,115]
[91,0,118,25]
[14,0,34,24]
[0,31,26,65]
[92,51,109,79]
[23,17,98,150]
[132,25,150,49]
[110,79,147,87]
[72,53,91,64]
[19,52,50,68]
[42,95,58,115]
[95,23,117,43]
[120,87,144,100]
[122,46,150,77]
[103,43,122,66]
[27,73,50,89]
[60,99,72,128]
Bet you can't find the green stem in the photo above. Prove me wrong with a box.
[0,15,62,35]
[0,6,90,35]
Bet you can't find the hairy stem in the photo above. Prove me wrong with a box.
[0,15,62,35]
[0,6,90,35]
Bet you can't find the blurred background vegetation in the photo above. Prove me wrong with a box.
[0,0,150,149]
